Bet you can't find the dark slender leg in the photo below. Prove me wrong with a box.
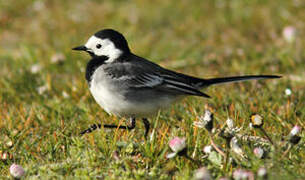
[142,118,150,139]
[80,118,136,135]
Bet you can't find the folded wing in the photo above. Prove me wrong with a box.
[126,72,210,98]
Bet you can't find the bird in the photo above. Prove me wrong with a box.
[72,29,280,138]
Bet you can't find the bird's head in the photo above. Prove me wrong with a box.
[73,29,130,62]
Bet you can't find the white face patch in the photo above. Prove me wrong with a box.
[85,36,123,63]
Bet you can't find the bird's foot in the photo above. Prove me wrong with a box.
[80,118,136,136]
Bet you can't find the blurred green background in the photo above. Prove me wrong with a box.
[0,0,304,179]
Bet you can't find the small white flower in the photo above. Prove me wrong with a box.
[202,109,212,122]
[30,64,42,74]
[203,145,213,154]
[6,141,13,148]
[37,85,48,95]
[253,147,264,159]
[50,53,65,64]
[62,91,69,98]
[226,118,234,129]
[257,167,267,178]
[10,164,25,179]
[285,88,292,96]
[194,167,211,180]
[282,26,296,43]
[72,86,77,92]
[290,125,301,136]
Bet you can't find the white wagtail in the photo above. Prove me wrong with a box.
[73,29,280,137]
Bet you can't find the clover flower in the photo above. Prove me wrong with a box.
[282,26,296,43]
[253,147,264,159]
[290,125,301,136]
[10,164,25,179]
[167,137,187,158]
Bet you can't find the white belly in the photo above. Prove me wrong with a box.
[90,79,126,116]
[89,77,176,118]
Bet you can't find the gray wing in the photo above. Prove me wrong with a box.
[103,56,210,98]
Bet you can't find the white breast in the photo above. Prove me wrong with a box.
[89,70,125,115]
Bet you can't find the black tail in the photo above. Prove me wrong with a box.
[198,75,281,88]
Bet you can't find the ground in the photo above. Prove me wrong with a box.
[0,0,304,179]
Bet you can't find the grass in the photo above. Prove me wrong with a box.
[0,0,305,179]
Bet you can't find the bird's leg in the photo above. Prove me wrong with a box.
[142,118,150,139]
[80,117,136,135]
[103,117,136,130]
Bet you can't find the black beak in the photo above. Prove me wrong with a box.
[72,45,87,51]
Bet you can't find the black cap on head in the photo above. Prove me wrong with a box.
[94,29,130,53]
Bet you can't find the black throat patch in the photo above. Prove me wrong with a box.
[85,56,108,85]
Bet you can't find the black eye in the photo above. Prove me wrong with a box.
[96,44,102,49]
